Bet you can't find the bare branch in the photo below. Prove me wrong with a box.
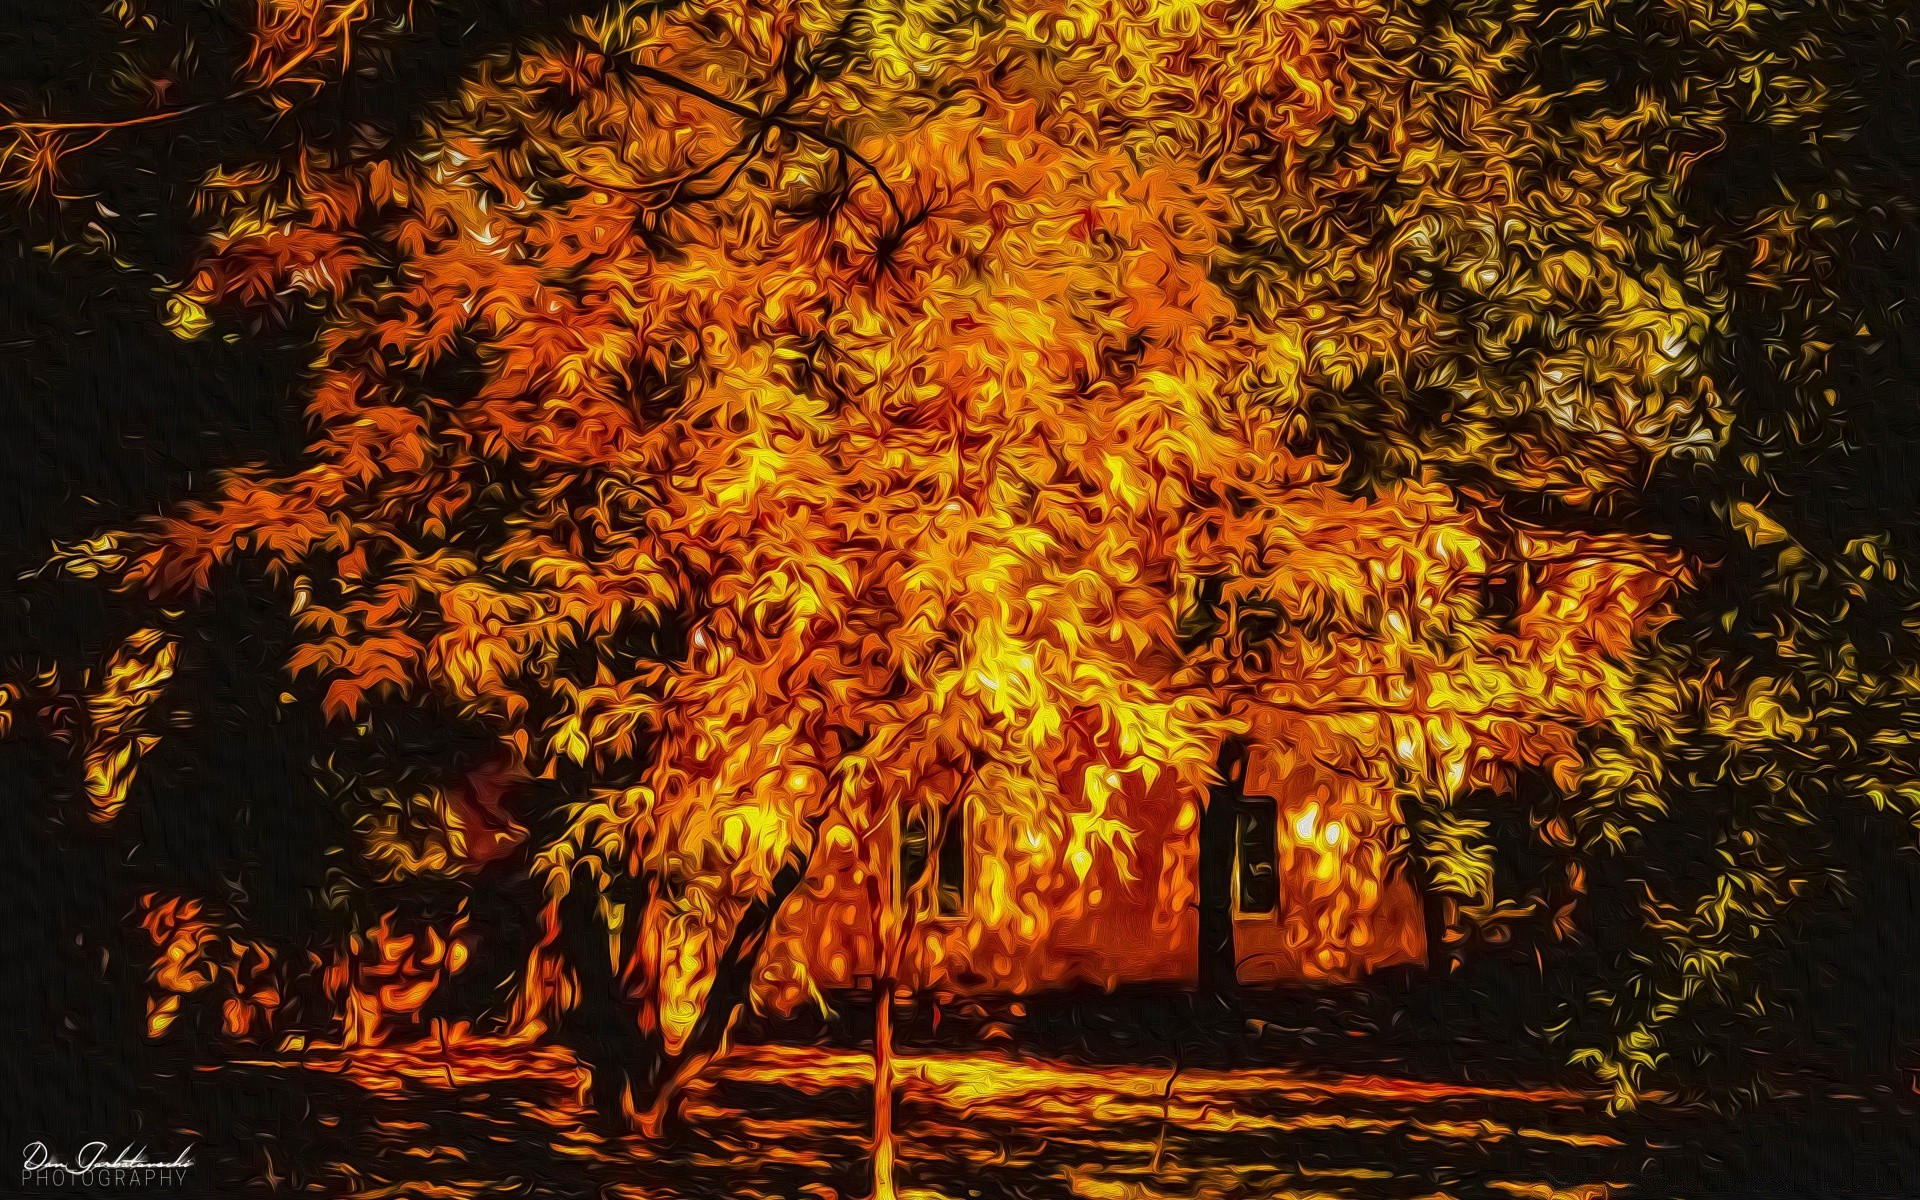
[619,60,908,237]
[0,0,370,194]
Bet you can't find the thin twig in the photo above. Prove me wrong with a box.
[1,0,369,137]
[1150,1044,1180,1174]
[436,1014,457,1091]
[618,82,805,219]
[620,60,907,236]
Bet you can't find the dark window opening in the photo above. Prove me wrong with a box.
[936,807,967,917]
[900,805,969,918]
[1235,796,1280,916]
[901,809,931,901]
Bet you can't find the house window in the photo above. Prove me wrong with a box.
[900,804,969,918]
[1235,796,1280,915]
[936,806,967,917]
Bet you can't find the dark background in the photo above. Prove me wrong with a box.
[0,0,608,1155]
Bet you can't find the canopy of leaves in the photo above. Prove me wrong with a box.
[26,0,1918,1108]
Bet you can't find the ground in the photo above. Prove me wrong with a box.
[140,1034,1920,1200]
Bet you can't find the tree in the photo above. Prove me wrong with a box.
[56,0,1684,1121]
[29,0,1910,1153]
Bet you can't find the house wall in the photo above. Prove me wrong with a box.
[1234,743,1427,984]
[754,745,1426,1011]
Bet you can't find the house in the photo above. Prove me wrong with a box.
[760,716,1430,1008]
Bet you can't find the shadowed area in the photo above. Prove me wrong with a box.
[144,1037,1919,1199]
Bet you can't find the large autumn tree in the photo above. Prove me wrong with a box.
[12,0,1918,1134]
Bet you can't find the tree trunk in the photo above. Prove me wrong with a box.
[1397,795,1459,977]
[1422,883,1458,977]
[866,810,902,1200]
[632,832,821,1134]
[1196,738,1247,1001]
[872,973,897,1200]
[554,812,823,1135]
[552,862,651,1130]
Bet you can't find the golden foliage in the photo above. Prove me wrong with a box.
[62,0,1817,1093]
[140,893,282,1041]
[80,628,177,823]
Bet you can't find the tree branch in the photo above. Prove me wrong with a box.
[619,60,907,236]
[1,0,369,137]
